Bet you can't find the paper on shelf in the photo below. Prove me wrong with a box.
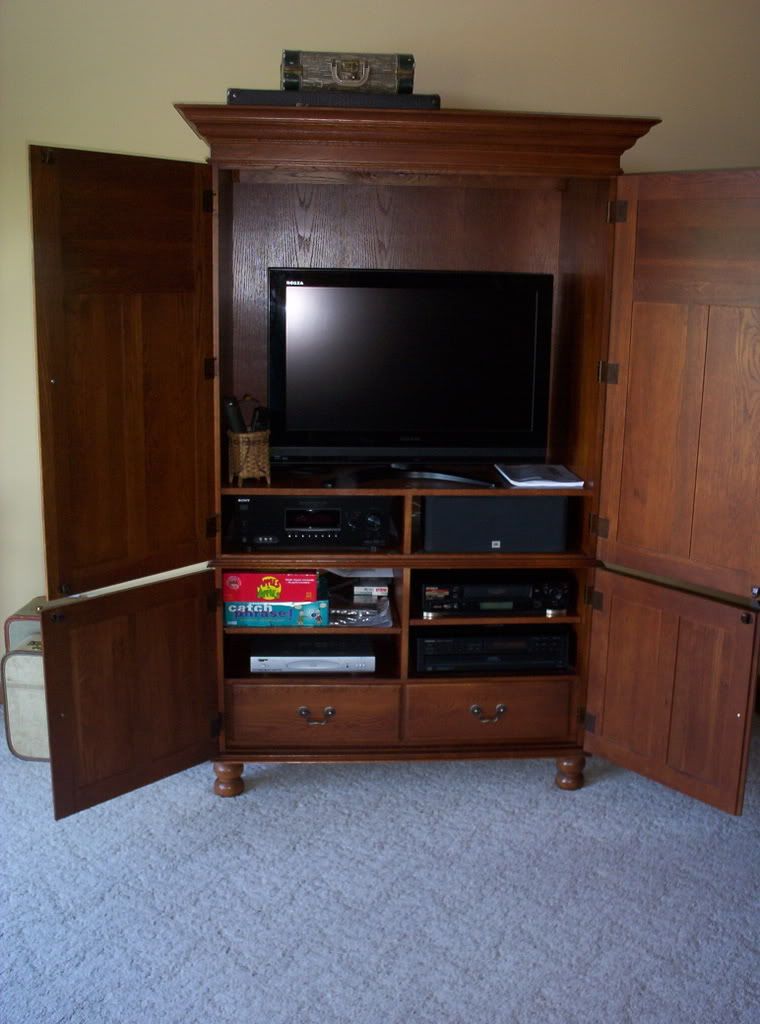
[494,464,584,488]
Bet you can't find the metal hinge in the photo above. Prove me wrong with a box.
[204,356,217,379]
[751,586,759,610]
[210,712,223,738]
[585,585,604,611]
[202,188,215,214]
[597,360,620,384]
[607,199,628,224]
[57,582,72,596]
[207,587,222,612]
[583,711,597,734]
[206,514,220,538]
[41,148,56,165]
[589,513,610,539]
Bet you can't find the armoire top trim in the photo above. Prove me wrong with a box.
[175,104,660,178]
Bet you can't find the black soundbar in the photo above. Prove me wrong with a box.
[227,88,441,110]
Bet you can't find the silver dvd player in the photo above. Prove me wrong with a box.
[250,636,375,674]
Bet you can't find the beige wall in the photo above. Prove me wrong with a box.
[2,0,760,627]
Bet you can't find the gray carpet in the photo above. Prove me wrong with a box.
[2,717,759,1024]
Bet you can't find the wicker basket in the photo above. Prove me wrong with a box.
[227,430,270,485]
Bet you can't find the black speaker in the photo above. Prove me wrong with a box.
[423,497,568,553]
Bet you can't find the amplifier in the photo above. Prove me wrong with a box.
[416,627,571,675]
[421,575,572,618]
[224,495,397,551]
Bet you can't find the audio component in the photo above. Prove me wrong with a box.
[416,627,571,675]
[420,575,572,618]
[224,495,397,551]
[423,496,568,553]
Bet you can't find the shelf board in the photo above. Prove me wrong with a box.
[224,624,401,636]
[214,553,597,569]
[220,484,594,498]
[409,615,581,627]
[224,674,401,685]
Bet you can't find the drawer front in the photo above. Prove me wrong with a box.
[405,679,574,744]
[225,683,401,748]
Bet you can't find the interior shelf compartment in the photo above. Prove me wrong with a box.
[410,492,588,556]
[220,491,406,556]
[409,623,576,679]
[224,630,401,680]
[408,567,580,622]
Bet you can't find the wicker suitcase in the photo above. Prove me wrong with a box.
[281,50,415,94]
[3,596,49,761]
[2,633,49,761]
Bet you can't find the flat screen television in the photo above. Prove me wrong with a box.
[267,268,553,466]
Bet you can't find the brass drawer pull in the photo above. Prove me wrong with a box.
[470,703,507,724]
[297,705,336,726]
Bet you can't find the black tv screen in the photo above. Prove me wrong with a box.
[268,268,553,463]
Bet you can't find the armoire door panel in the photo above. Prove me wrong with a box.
[615,301,707,557]
[598,171,760,598]
[41,571,217,820]
[586,570,758,814]
[589,594,674,761]
[30,146,215,597]
[690,306,760,574]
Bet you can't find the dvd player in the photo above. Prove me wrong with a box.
[250,636,375,673]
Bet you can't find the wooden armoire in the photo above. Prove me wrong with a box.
[28,104,760,819]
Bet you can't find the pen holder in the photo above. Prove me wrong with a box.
[227,430,270,486]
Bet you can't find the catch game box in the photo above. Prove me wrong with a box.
[223,572,327,627]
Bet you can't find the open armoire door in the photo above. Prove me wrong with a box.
[29,146,218,818]
[587,169,760,813]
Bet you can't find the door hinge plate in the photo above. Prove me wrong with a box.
[206,514,220,538]
[204,356,217,380]
[211,712,223,738]
[585,585,604,611]
[589,513,610,539]
[583,711,597,734]
[607,199,629,223]
[597,360,620,384]
[203,188,215,213]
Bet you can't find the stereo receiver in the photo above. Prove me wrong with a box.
[224,495,397,551]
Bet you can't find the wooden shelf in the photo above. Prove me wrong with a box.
[224,624,401,636]
[409,615,581,627]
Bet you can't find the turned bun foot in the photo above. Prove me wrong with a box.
[213,761,244,797]
[555,755,586,791]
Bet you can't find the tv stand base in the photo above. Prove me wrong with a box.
[211,757,587,797]
[213,761,244,797]
[555,754,586,790]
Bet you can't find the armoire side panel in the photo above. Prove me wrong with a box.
[597,171,760,600]
[585,570,758,814]
[30,147,216,596]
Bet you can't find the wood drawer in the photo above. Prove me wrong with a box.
[225,682,401,748]
[405,678,574,744]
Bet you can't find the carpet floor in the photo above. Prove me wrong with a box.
[2,715,759,1024]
